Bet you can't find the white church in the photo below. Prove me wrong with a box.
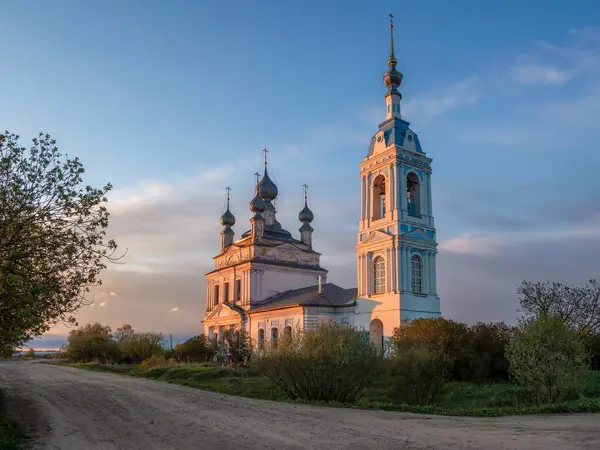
[202,17,441,352]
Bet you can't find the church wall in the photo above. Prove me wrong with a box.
[302,306,355,330]
[354,294,401,336]
[247,307,304,347]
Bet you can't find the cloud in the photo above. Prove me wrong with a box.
[99,302,107,308]
[109,292,117,297]
[169,307,179,312]
[509,64,573,85]
[403,77,482,121]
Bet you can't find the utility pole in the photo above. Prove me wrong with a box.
[169,333,173,351]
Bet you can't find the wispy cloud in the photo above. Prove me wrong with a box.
[509,64,573,85]
[109,292,117,297]
[403,77,482,121]
[169,307,179,312]
[99,302,107,308]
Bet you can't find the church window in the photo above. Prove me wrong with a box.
[406,172,421,217]
[372,175,386,220]
[284,326,292,337]
[235,279,241,301]
[258,329,265,347]
[271,328,279,348]
[411,255,423,293]
[214,285,220,304]
[223,282,229,303]
[373,256,385,294]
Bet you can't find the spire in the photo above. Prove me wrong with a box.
[388,13,397,68]
[383,13,403,119]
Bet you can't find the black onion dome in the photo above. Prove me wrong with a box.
[249,193,266,213]
[259,168,278,200]
[220,207,235,227]
[298,204,314,223]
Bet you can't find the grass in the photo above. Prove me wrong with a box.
[0,391,25,450]
[56,362,600,417]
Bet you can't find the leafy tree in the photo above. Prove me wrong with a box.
[65,322,116,362]
[517,279,600,337]
[25,348,35,358]
[0,131,122,349]
[118,331,165,364]
[506,315,589,404]
[114,324,135,342]
[174,334,216,363]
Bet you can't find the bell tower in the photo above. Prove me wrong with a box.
[355,14,441,341]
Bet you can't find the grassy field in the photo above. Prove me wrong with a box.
[58,362,600,417]
[0,391,25,450]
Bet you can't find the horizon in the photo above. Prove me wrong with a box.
[2,1,600,349]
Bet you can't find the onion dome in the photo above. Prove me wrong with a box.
[220,208,235,227]
[299,184,314,223]
[299,204,313,223]
[383,14,403,91]
[299,222,313,233]
[259,168,278,201]
[220,187,235,226]
[249,178,267,213]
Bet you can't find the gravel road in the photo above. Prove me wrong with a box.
[0,361,598,450]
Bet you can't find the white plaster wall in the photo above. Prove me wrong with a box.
[248,307,304,346]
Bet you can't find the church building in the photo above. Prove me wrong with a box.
[201,16,441,352]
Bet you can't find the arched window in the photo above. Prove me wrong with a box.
[411,255,423,293]
[258,329,265,346]
[373,257,386,294]
[406,172,420,217]
[372,175,386,220]
[271,328,279,348]
[284,326,292,337]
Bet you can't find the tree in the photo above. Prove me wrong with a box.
[517,279,600,337]
[65,322,116,362]
[174,334,216,363]
[0,131,122,349]
[506,315,589,404]
[114,324,135,342]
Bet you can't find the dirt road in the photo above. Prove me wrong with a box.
[0,362,598,450]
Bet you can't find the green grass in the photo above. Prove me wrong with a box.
[0,391,25,450]
[58,362,600,417]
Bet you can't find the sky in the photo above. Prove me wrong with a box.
[2,1,600,347]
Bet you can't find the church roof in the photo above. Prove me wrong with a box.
[249,283,357,313]
[367,117,423,156]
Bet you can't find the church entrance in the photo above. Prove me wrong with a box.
[369,319,384,354]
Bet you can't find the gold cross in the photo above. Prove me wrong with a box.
[263,148,269,166]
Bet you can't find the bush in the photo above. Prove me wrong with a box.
[138,354,178,372]
[386,344,451,405]
[174,334,216,363]
[256,323,382,404]
[65,323,119,363]
[390,318,515,383]
[221,329,251,366]
[506,316,589,404]
[584,333,600,371]
[118,332,165,364]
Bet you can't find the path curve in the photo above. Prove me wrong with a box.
[0,361,598,450]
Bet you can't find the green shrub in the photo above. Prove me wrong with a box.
[65,322,117,363]
[174,334,216,363]
[255,323,381,404]
[138,354,178,372]
[506,316,589,404]
[390,318,515,383]
[386,345,451,405]
[584,333,600,371]
[118,332,165,364]
[220,329,250,366]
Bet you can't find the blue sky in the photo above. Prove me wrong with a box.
[2,1,600,346]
